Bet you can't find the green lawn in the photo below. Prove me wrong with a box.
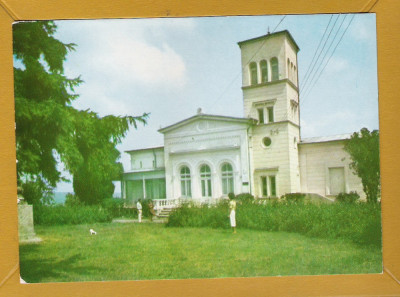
[20,223,382,283]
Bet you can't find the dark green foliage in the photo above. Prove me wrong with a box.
[336,191,360,203]
[14,21,148,205]
[167,202,229,229]
[61,109,147,205]
[167,202,381,247]
[64,193,81,207]
[14,21,82,203]
[21,180,54,205]
[344,128,380,203]
[280,193,306,203]
[101,198,128,218]
[33,205,112,225]
[235,193,254,203]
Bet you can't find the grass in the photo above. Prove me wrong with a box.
[20,222,382,283]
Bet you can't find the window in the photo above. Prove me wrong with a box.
[261,176,268,196]
[267,107,274,123]
[270,57,279,81]
[269,176,276,197]
[260,60,268,83]
[261,175,277,197]
[200,164,212,197]
[180,166,192,198]
[257,108,264,124]
[249,62,258,85]
[221,163,234,195]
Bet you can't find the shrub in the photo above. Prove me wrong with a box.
[101,198,126,218]
[33,204,112,226]
[235,193,254,204]
[167,201,382,247]
[336,191,360,203]
[64,193,82,207]
[280,193,306,203]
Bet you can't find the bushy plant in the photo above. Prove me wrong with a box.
[101,198,125,217]
[235,193,254,204]
[64,193,82,207]
[33,204,113,225]
[167,201,381,247]
[336,191,360,203]
[280,193,306,203]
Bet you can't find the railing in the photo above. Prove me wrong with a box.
[152,197,228,215]
[153,198,182,215]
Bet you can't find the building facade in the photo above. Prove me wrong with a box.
[122,30,364,205]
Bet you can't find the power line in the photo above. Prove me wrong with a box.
[299,15,333,91]
[301,14,355,104]
[300,14,341,94]
[209,15,287,110]
[301,14,348,99]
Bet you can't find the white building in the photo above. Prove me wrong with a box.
[122,30,364,206]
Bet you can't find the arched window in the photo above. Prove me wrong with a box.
[271,57,279,81]
[287,59,291,80]
[200,164,212,197]
[260,60,268,83]
[180,166,191,198]
[249,62,258,85]
[290,62,294,82]
[293,65,297,84]
[221,163,234,195]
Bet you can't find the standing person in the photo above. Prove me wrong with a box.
[136,199,143,223]
[148,200,156,222]
[228,193,236,234]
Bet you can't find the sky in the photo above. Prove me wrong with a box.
[48,14,378,192]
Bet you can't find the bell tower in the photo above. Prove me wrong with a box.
[238,30,301,198]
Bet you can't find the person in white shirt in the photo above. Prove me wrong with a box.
[136,200,143,223]
[228,193,237,234]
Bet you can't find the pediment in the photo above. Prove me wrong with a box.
[159,114,254,137]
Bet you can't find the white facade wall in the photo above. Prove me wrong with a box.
[298,141,365,199]
[129,148,164,171]
[161,118,251,200]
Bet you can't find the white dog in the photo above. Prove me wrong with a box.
[89,229,97,235]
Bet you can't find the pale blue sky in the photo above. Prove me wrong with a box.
[51,14,378,192]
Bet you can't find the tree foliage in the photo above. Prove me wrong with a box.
[14,21,147,204]
[61,110,147,205]
[344,128,380,203]
[14,21,81,203]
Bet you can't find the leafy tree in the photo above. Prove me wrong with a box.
[344,128,380,203]
[13,21,81,204]
[61,109,147,205]
[14,21,147,204]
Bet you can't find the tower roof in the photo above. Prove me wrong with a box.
[237,30,300,52]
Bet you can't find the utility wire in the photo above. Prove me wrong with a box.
[301,14,348,100]
[209,15,286,110]
[300,14,341,94]
[299,15,333,91]
[301,14,355,104]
